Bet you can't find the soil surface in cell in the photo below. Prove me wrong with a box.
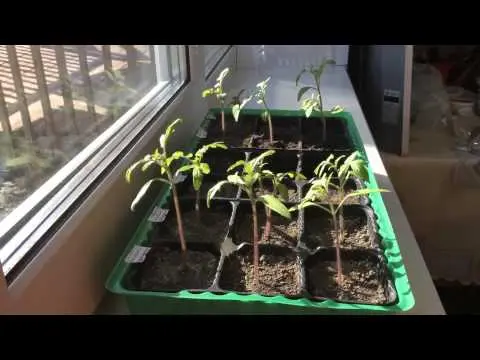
[253,120,300,149]
[205,116,257,148]
[236,210,299,247]
[220,250,302,296]
[301,117,350,150]
[307,259,388,304]
[304,216,371,249]
[139,247,218,291]
[322,188,362,204]
[151,210,230,245]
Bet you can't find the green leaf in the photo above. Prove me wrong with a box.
[294,172,307,181]
[297,200,331,214]
[315,58,336,82]
[261,169,274,178]
[227,174,245,186]
[330,105,343,114]
[227,160,246,172]
[232,104,241,122]
[297,86,315,102]
[202,88,214,98]
[334,154,347,169]
[298,200,323,209]
[165,118,181,140]
[337,188,389,209]
[314,154,335,176]
[350,159,369,181]
[159,134,166,150]
[276,183,289,201]
[259,194,291,220]
[141,160,157,172]
[261,110,269,122]
[195,141,227,160]
[305,105,313,118]
[306,177,328,202]
[160,118,182,151]
[296,68,306,86]
[193,167,202,191]
[230,89,246,105]
[217,67,230,83]
[200,162,210,174]
[166,151,184,167]
[207,180,228,207]
[338,152,358,181]
[176,164,194,173]
[250,150,275,170]
[131,178,170,211]
[171,150,184,159]
[244,171,260,188]
[232,96,252,122]
[241,96,252,108]
[125,160,143,183]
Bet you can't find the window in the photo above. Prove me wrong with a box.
[0,45,188,278]
[204,45,233,79]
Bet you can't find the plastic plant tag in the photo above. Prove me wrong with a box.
[196,128,208,139]
[148,207,169,223]
[221,237,237,256]
[174,173,187,184]
[295,179,308,187]
[125,245,151,264]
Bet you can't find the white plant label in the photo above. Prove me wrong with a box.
[221,237,237,256]
[125,245,151,264]
[295,179,308,187]
[196,128,208,139]
[174,173,187,184]
[148,207,169,223]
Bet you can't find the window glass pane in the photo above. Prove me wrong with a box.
[204,45,232,77]
[0,45,185,224]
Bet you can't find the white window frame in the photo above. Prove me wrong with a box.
[0,45,189,279]
[204,45,234,79]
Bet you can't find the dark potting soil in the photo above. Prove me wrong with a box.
[152,210,230,245]
[301,117,349,150]
[304,216,371,249]
[220,250,302,296]
[202,150,247,175]
[139,247,218,291]
[307,259,387,304]
[206,133,255,148]
[205,115,257,148]
[235,210,299,247]
[252,137,299,150]
[252,120,300,150]
[325,189,361,204]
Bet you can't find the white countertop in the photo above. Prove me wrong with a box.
[225,65,445,315]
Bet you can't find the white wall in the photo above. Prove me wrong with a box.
[236,45,349,71]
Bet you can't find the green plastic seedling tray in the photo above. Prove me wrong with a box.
[105,109,415,314]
